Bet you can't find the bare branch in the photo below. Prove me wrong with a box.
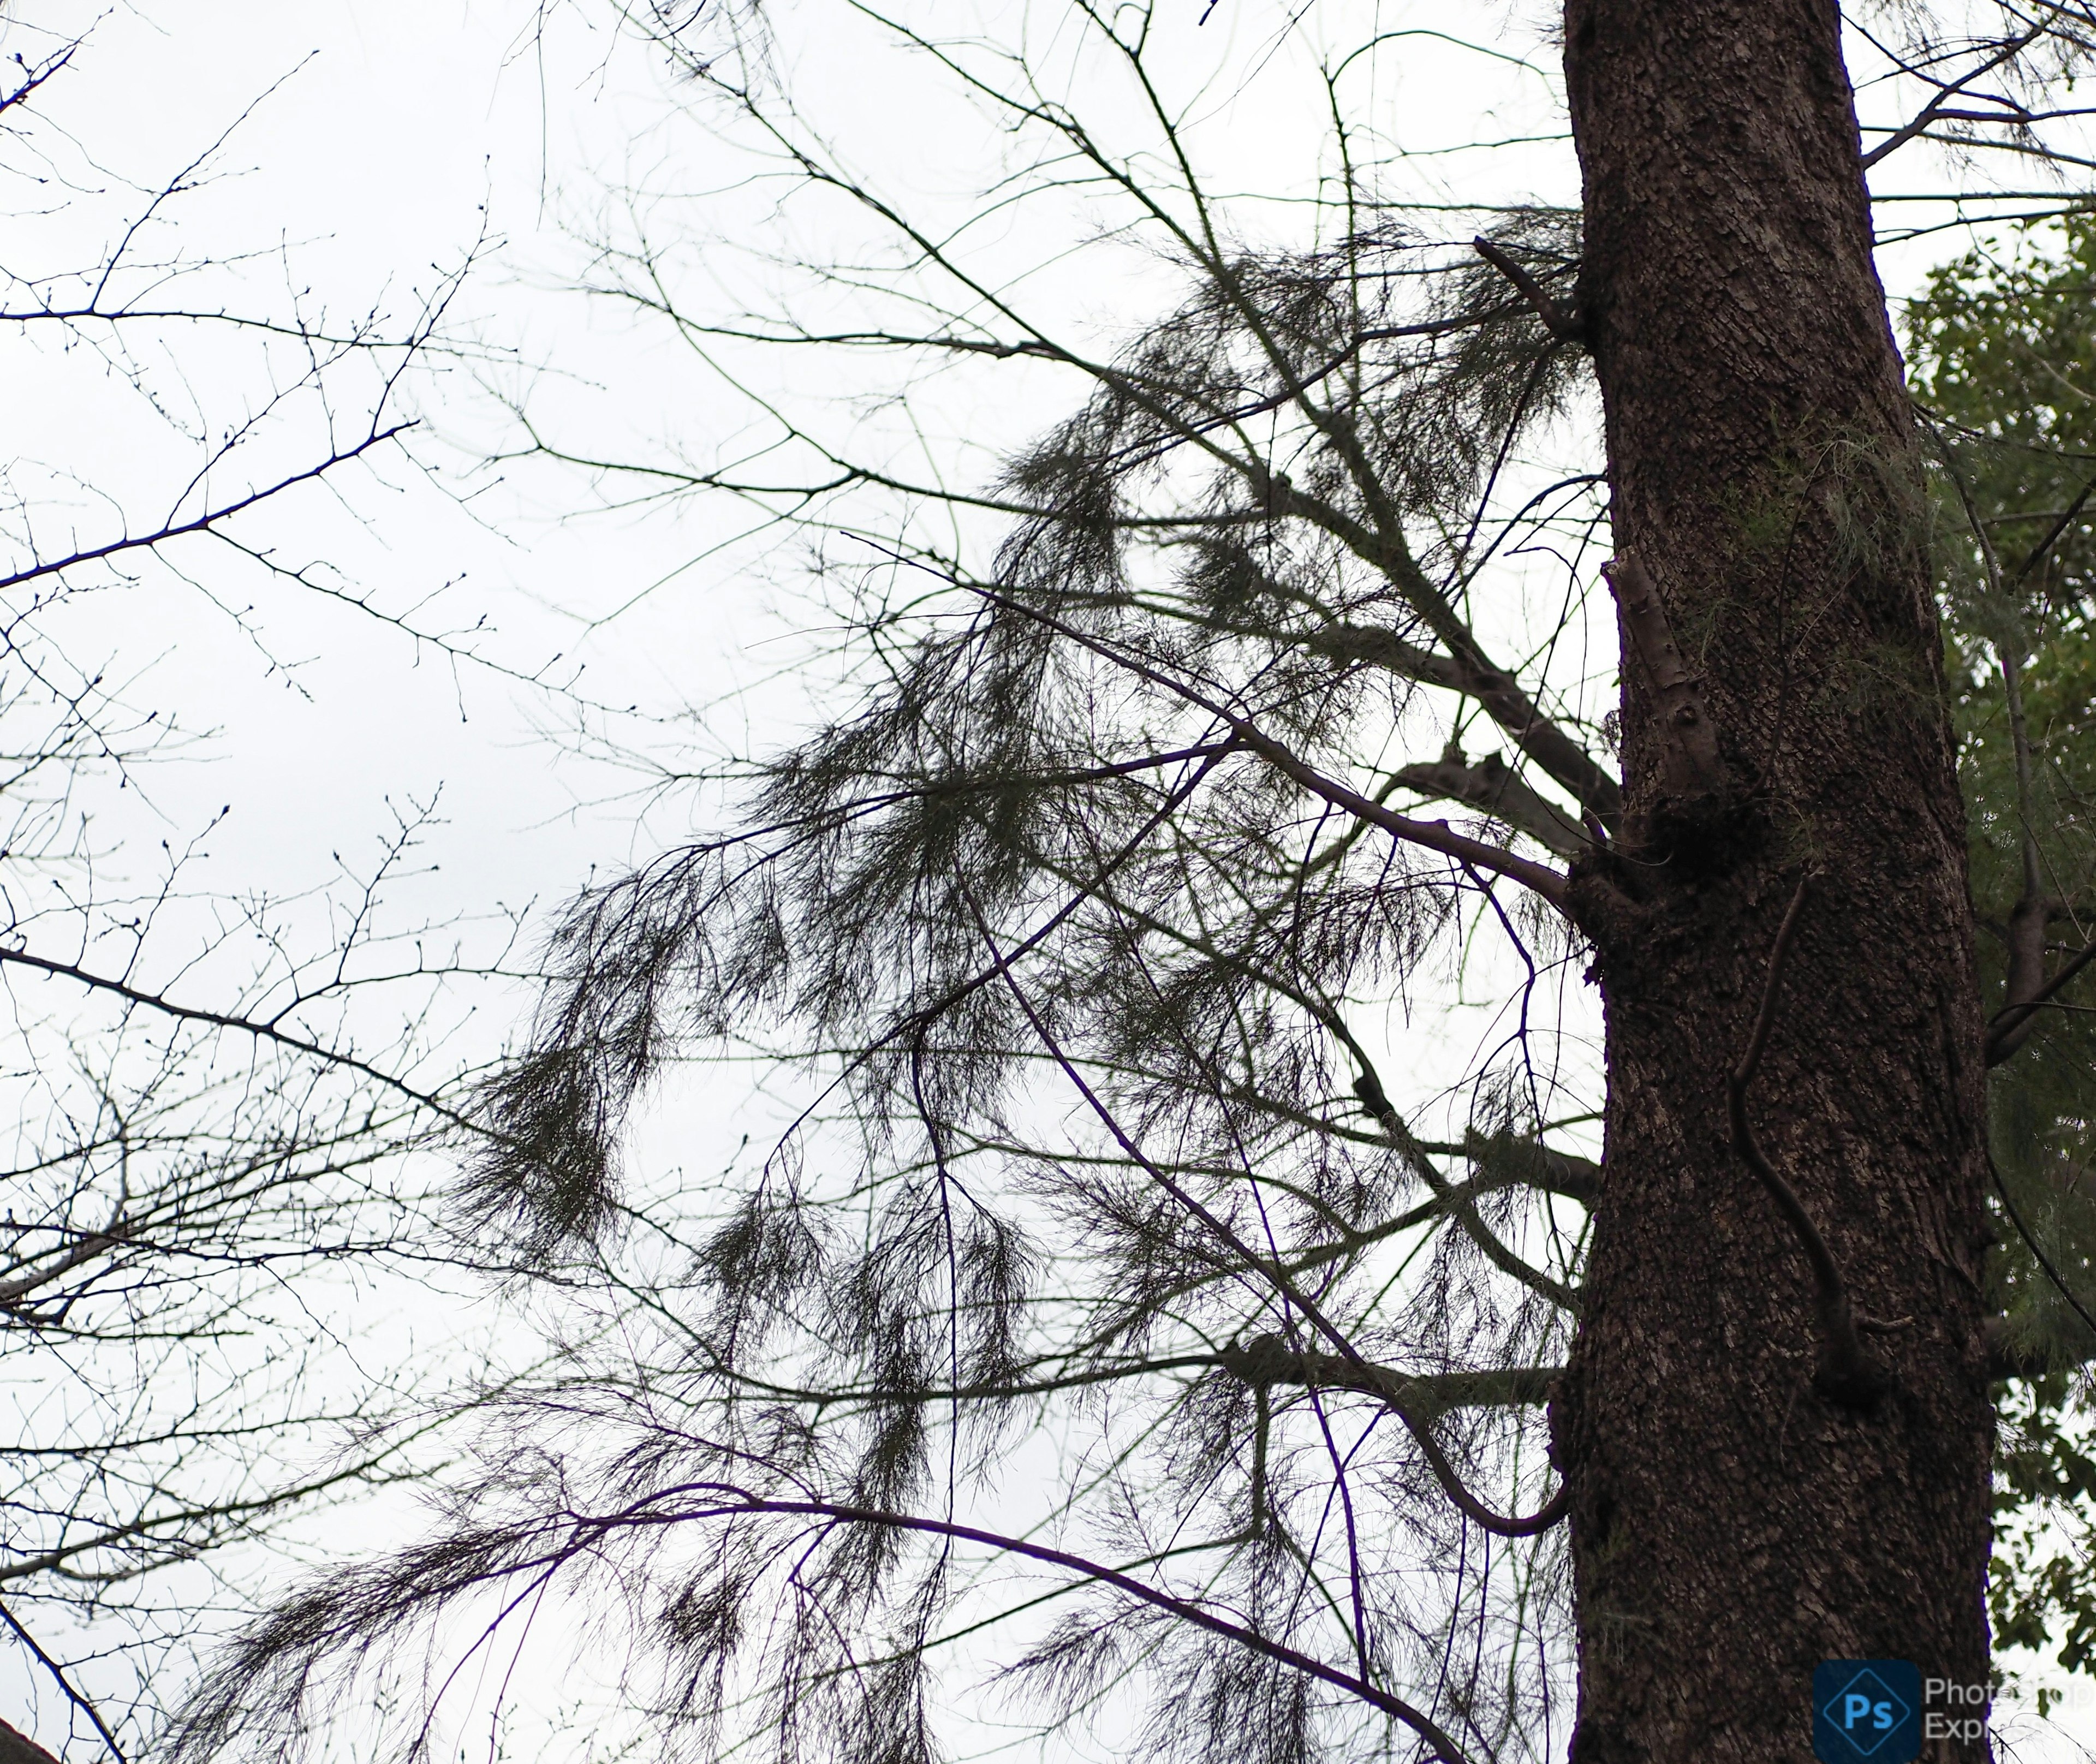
[1860,22,2047,170]
[1393,744,1589,859]
[1471,236,1585,344]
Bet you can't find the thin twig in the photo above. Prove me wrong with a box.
[1927,416,2076,1068]
[0,946,468,1128]
[1987,1147,2096,1348]
[0,1598,124,1763]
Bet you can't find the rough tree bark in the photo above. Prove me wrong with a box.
[1556,1,1994,1759]
[0,1720,58,1764]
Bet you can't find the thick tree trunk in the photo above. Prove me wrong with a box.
[1555,2,1996,1760]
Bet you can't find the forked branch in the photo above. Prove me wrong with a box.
[1393,745,1589,859]
[1311,622,1622,831]
[930,563,1577,908]
[1233,723,1571,908]
[1988,937,2096,1064]
[1859,22,2046,170]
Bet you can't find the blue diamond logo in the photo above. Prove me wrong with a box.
[1815,1661,1921,1763]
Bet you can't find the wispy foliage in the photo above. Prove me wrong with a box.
[178,2,2096,1760]
[1912,212,2096,1699]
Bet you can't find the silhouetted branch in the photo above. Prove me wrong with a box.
[556,1491,1478,1764]
[1860,23,2046,170]
[933,562,1577,905]
[1471,236,1584,344]
[1392,744,1589,859]
[974,897,1569,1537]
[1311,623,1622,832]
[0,1599,123,1763]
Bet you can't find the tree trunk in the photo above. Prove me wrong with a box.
[0,1720,59,1764]
[1555,1,1996,1759]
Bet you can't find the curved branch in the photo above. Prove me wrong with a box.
[630,1490,1474,1764]
[1350,1070,1584,1313]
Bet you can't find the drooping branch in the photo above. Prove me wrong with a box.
[937,565,1576,907]
[0,946,469,1128]
[617,1492,1476,1764]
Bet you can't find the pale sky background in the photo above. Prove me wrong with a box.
[4,0,2093,1759]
